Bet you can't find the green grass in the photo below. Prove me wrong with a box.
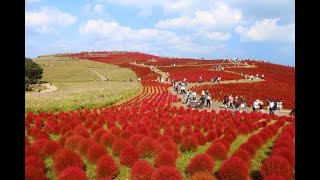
[116,166,131,180]
[250,126,285,179]
[27,136,34,144]
[36,57,137,83]
[49,134,61,141]
[177,143,211,179]
[25,56,142,113]
[82,156,97,180]
[44,157,56,180]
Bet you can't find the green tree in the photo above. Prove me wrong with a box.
[25,77,31,91]
[25,57,43,84]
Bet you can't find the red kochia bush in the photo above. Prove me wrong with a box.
[263,175,287,180]
[97,155,119,179]
[137,137,162,158]
[206,142,228,160]
[112,139,130,156]
[195,133,207,145]
[25,165,47,180]
[41,140,62,157]
[237,125,249,135]
[100,132,117,147]
[26,146,40,157]
[53,148,84,175]
[98,178,112,180]
[180,136,199,152]
[25,155,45,169]
[119,145,139,167]
[77,139,94,155]
[86,143,107,163]
[206,130,217,142]
[109,126,122,136]
[65,135,84,150]
[129,134,145,147]
[151,166,183,180]
[160,141,179,158]
[58,167,87,180]
[260,156,293,179]
[218,156,250,180]
[247,135,264,148]
[231,148,251,165]
[172,132,182,144]
[131,160,154,180]
[92,128,105,143]
[154,151,176,168]
[190,172,217,180]
[239,143,257,157]
[186,154,214,175]
[272,147,295,168]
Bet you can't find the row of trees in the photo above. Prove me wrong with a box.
[25,57,43,91]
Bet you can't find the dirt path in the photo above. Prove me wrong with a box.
[91,68,109,81]
[149,63,256,68]
[170,90,292,116]
[121,62,291,116]
[130,62,170,83]
[39,83,57,93]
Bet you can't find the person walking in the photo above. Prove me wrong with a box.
[229,95,234,109]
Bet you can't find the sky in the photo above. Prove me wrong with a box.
[25,0,295,66]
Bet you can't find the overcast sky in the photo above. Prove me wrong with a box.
[26,0,295,66]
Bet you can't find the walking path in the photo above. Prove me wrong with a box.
[129,61,291,116]
[91,68,109,81]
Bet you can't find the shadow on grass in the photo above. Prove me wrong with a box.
[251,170,263,180]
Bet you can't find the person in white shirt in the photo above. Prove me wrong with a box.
[253,100,260,112]
[192,91,197,100]
[229,95,234,109]
[269,100,275,115]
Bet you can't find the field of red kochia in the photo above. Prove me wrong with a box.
[26,52,295,180]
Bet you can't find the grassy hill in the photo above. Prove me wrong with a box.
[25,56,142,113]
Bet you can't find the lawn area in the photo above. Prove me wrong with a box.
[25,56,142,113]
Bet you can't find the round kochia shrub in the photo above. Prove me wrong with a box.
[239,143,257,157]
[119,145,139,167]
[25,165,47,180]
[137,137,162,158]
[65,135,84,150]
[112,139,130,156]
[92,128,105,143]
[41,140,62,157]
[218,156,250,180]
[131,160,154,180]
[96,155,119,179]
[25,155,45,169]
[53,148,84,175]
[263,175,287,180]
[100,132,117,147]
[186,154,215,175]
[129,134,145,147]
[272,147,295,168]
[77,139,94,155]
[180,135,199,152]
[154,151,176,168]
[231,148,251,165]
[58,167,87,180]
[206,142,228,160]
[260,155,293,179]
[190,171,217,180]
[195,133,207,145]
[247,135,264,148]
[151,166,183,180]
[160,141,179,158]
[86,143,107,163]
